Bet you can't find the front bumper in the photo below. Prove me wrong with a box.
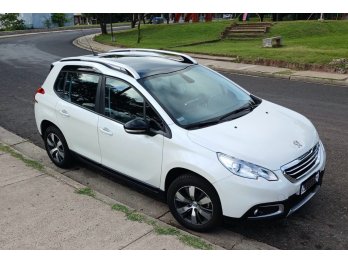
[241,169,324,219]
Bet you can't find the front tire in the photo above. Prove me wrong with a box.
[44,126,73,168]
[167,174,222,231]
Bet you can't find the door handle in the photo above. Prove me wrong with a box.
[99,127,113,136]
[59,109,70,117]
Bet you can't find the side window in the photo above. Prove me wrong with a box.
[54,71,66,97]
[64,72,100,112]
[104,77,144,124]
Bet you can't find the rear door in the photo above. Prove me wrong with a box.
[54,66,102,163]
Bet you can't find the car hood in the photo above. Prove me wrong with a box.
[187,100,319,170]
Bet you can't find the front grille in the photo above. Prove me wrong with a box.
[282,143,320,180]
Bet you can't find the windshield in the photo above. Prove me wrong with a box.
[140,65,257,128]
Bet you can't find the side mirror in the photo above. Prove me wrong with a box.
[124,118,149,135]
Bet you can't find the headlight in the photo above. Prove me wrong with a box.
[217,153,278,181]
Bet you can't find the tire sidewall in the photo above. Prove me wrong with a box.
[44,126,72,168]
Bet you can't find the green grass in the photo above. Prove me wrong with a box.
[95,21,231,48]
[111,203,212,249]
[179,234,212,250]
[75,187,96,197]
[95,20,348,66]
[0,144,44,172]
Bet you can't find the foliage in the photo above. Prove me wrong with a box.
[42,16,52,29]
[51,13,70,27]
[0,13,26,31]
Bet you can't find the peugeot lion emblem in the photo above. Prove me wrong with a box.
[293,140,302,148]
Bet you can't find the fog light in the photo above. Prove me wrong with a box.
[315,172,320,182]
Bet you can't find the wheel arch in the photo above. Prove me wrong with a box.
[164,167,220,198]
[40,120,60,136]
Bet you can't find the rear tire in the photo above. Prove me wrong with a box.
[167,174,222,231]
[44,126,73,168]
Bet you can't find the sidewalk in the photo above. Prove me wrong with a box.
[74,34,348,87]
[0,133,217,250]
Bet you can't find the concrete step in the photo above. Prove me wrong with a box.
[233,26,268,30]
[229,28,267,33]
[224,33,265,39]
[236,22,273,26]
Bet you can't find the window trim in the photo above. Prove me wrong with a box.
[101,75,172,138]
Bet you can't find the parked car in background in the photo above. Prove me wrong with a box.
[152,17,164,24]
[222,14,233,19]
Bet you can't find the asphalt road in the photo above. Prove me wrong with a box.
[0,29,347,250]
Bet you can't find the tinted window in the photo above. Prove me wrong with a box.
[62,72,100,112]
[104,78,144,124]
[54,71,66,96]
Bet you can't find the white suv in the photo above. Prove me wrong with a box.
[34,49,326,231]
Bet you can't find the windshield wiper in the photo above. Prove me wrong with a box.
[186,100,258,130]
[218,100,258,122]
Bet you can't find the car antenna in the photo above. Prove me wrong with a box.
[80,28,97,56]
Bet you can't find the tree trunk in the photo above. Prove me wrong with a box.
[131,13,137,28]
[137,14,142,44]
[259,14,264,22]
[100,22,107,34]
[97,14,108,34]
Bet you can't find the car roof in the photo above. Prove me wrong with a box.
[59,49,198,79]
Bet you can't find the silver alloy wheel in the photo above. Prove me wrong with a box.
[46,133,65,163]
[174,186,213,225]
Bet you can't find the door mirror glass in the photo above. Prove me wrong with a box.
[124,118,149,134]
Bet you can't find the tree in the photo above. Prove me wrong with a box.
[131,14,138,28]
[42,16,52,29]
[0,13,26,31]
[137,14,143,44]
[51,13,69,27]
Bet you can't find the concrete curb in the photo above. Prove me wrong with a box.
[0,126,276,250]
[0,26,129,40]
[73,34,348,87]
[0,28,98,39]
[210,66,348,87]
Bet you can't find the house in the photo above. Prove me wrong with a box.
[19,13,74,29]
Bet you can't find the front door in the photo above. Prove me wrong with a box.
[97,77,164,187]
